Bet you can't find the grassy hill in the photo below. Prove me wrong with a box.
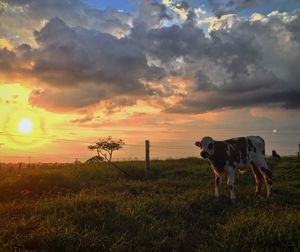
[0,157,299,251]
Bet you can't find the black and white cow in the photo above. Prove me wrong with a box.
[195,136,272,203]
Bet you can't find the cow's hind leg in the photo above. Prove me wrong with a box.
[252,158,272,197]
[250,161,264,196]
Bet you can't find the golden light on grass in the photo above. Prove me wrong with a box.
[17,118,33,134]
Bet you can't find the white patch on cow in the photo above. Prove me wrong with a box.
[224,165,236,203]
[196,136,215,159]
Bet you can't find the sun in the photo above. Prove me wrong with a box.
[17,118,33,134]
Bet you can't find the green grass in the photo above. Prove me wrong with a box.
[0,157,299,251]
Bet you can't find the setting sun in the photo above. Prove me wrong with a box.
[17,118,33,134]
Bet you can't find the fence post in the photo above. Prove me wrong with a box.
[145,140,150,179]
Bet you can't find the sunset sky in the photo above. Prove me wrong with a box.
[1,0,300,163]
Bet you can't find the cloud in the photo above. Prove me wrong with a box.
[25,17,164,111]
[131,22,208,63]
[0,0,132,46]
[70,114,94,124]
[168,89,300,114]
[0,0,300,115]
[167,10,300,113]
[138,0,171,28]
[162,0,206,24]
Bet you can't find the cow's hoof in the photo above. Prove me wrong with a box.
[255,192,260,196]
[231,198,236,204]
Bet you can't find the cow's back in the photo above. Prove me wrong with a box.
[225,137,248,165]
[210,136,266,171]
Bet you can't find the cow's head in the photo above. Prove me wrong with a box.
[195,136,214,159]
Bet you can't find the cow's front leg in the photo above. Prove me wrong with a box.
[214,174,221,199]
[226,168,236,203]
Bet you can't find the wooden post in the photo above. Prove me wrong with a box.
[28,155,31,169]
[145,140,150,179]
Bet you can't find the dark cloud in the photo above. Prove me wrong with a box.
[167,89,300,113]
[131,22,208,63]
[26,18,164,111]
[138,0,171,28]
[0,47,17,71]
[194,70,215,91]
[287,11,300,40]
[167,12,300,113]
[0,0,132,46]
[1,0,300,115]
[32,18,151,88]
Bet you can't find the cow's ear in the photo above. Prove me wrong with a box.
[195,141,202,148]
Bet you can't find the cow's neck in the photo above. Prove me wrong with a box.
[208,141,228,165]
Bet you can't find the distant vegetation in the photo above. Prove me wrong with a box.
[0,157,299,251]
[88,136,125,162]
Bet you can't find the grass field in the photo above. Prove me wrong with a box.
[0,157,300,251]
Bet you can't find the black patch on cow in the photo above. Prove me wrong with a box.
[247,138,255,152]
[209,141,229,172]
[210,137,248,171]
[226,137,248,165]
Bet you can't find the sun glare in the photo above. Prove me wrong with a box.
[17,118,33,134]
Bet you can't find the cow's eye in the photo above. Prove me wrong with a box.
[208,143,213,150]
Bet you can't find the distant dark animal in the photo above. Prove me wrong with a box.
[272,150,281,159]
[195,136,272,203]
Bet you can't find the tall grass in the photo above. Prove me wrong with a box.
[0,157,299,251]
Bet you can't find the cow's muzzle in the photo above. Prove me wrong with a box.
[200,151,209,159]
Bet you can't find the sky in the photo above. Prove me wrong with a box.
[0,0,300,163]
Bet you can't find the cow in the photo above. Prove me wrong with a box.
[195,136,272,203]
[272,150,281,159]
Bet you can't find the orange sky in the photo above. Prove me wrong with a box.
[0,83,299,163]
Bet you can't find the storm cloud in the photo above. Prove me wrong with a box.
[167,11,300,113]
[0,0,132,46]
[0,0,300,114]
[27,17,164,111]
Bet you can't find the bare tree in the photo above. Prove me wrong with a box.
[88,136,125,162]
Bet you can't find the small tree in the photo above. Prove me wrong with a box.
[88,136,125,162]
